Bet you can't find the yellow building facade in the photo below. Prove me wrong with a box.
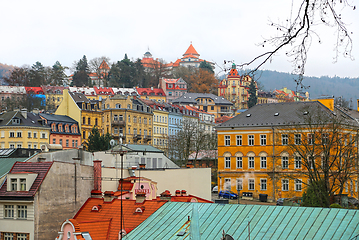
[102,95,153,145]
[217,100,359,201]
[0,110,50,149]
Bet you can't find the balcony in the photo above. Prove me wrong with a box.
[219,109,232,113]
[143,135,152,142]
[112,133,125,140]
[112,120,126,127]
[133,134,141,140]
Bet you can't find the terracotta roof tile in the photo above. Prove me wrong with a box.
[183,44,199,56]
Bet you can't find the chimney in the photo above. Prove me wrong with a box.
[175,190,181,196]
[135,189,146,203]
[159,190,172,201]
[93,160,102,192]
[151,86,154,90]
[104,191,115,202]
[21,108,27,119]
[139,163,146,169]
[181,190,187,196]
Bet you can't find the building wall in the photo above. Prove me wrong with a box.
[55,90,82,132]
[34,161,93,240]
[152,109,169,151]
[0,126,50,149]
[101,167,211,200]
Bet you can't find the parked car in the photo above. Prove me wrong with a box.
[276,198,288,206]
[219,190,238,199]
[212,186,218,193]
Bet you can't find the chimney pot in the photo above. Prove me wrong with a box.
[93,160,102,192]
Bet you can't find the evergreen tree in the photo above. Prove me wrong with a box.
[29,61,46,86]
[199,60,214,74]
[51,61,67,86]
[85,127,113,152]
[72,55,90,86]
[247,78,257,108]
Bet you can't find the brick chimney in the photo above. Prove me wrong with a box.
[159,190,172,201]
[104,191,115,202]
[93,160,102,192]
[181,190,187,196]
[175,190,181,196]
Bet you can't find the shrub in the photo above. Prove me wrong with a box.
[330,203,342,208]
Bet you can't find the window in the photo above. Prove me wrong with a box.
[248,135,254,146]
[322,133,329,144]
[282,156,289,169]
[17,132,22,138]
[225,136,230,146]
[28,132,31,138]
[308,133,314,145]
[308,156,315,169]
[260,179,267,190]
[237,178,243,190]
[248,179,255,190]
[20,179,26,191]
[10,144,15,149]
[248,156,254,169]
[282,134,288,145]
[295,156,302,169]
[83,117,86,125]
[224,178,231,190]
[66,139,69,147]
[260,156,267,169]
[88,117,91,125]
[33,132,37,138]
[282,179,289,191]
[4,205,14,218]
[295,179,302,191]
[17,205,27,219]
[4,232,15,240]
[11,179,17,191]
[236,135,242,146]
[225,157,231,168]
[236,157,242,168]
[295,134,301,145]
[260,135,266,146]
[72,140,75,147]
[10,132,15,138]
[52,139,56,144]
[128,115,131,122]
[41,133,46,139]
[59,139,63,146]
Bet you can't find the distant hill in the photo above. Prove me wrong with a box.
[0,63,14,85]
[246,70,359,108]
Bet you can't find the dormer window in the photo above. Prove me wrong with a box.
[20,179,26,191]
[12,119,20,124]
[11,179,17,191]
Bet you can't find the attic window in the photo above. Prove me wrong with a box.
[12,119,20,124]
[91,205,100,212]
[274,113,279,116]
[135,207,144,213]
[246,114,251,117]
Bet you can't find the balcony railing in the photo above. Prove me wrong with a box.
[133,134,141,140]
[112,120,126,127]
[143,135,152,142]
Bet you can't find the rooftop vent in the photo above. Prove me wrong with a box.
[246,114,251,117]
[303,111,308,115]
[274,113,279,116]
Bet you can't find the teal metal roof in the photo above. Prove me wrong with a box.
[0,158,28,179]
[123,202,359,240]
[111,144,164,153]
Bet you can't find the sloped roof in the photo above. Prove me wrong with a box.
[0,162,53,198]
[215,115,233,124]
[124,202,359,240]
[25,87,44,94]
[41,86,68,94]
[111,144,164,153]
[99,60,110,70]
[0,157,28,179]
[40,113,78,124]
[69,92,90,103]
[172,93,233,106]
[183,44,199,57]
[136,88,165,96]
[217,101,359,129]
[71,198,167,240]
[0,111,50,128]
[94,87,114,95]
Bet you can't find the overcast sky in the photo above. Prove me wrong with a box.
[1,0,358,78]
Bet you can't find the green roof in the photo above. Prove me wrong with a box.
[124,202,359,240]
[0,158,28,179]
[111,144,163,153]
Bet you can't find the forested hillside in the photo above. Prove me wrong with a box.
[255,70,359,105]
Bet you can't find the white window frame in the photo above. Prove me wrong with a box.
[236,178,243,190]
[295,134,301,145]
[248,179,255,190]
[282,179,289,191]
[282,134,288,145]
[225,136,230,146]
[248,135,254,146]
[295,156,302,169]
[248,156,254,169]
[260,178,267,190]
[260,156,267,169]
[260,135,266,146]
[225,157,231,169]
[236,156,242,168]
[282,156,289,169]
[236,135,242,146]
[295,179,302,191]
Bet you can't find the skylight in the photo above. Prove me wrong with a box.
[246,114,251,117]
[274,113,279,116]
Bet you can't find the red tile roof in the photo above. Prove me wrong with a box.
[183,44,199,57]
[71,198,167,239]
[25,87,44,95]
[0,162,53,198]
[94,87,114,95]
[215,115,233,124]
[99,60,110,70]
[136,87,165,96]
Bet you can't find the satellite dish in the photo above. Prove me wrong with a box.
[110,139,116,147]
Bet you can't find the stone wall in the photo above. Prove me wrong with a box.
[34,161,93,240]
